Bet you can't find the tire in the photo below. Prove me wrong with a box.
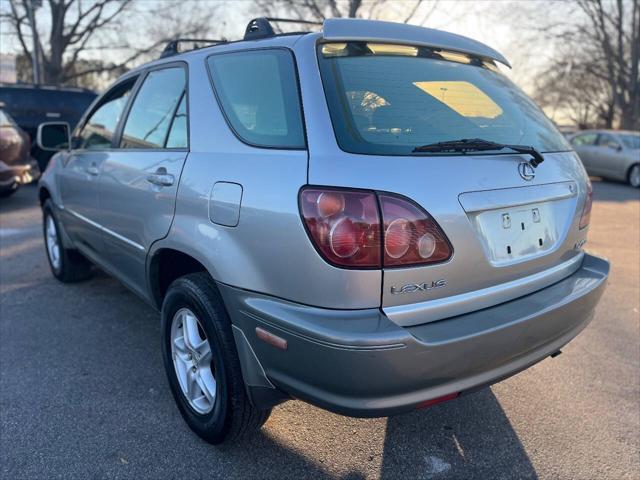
[161,272,271,444]
[42,199,93,282]
[628,163,640,188]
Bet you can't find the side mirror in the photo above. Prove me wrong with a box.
[37,122,71,151]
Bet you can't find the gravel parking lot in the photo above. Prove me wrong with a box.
[1,181,638,480]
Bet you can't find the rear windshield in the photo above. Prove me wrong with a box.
[317,43,570,156]
[0,88,96,129]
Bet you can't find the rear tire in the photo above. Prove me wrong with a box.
[161,272,271,444]
[628,164,640,188]
[42,199,93,282]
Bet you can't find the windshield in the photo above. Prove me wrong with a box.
[619,133,640,150]
[317,43,570,156]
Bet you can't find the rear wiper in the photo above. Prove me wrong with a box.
[412,138,545,167]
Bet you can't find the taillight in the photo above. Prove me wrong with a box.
[299,188,381,268]
[299,187,452,268]
[579,180,593,229]
[379,194,452,267]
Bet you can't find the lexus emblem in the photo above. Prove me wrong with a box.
[518,161,536,181]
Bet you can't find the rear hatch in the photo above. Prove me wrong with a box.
[305,38,590,326]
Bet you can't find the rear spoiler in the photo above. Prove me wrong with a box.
[322,18,511,68]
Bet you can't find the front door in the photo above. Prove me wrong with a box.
[58,78,137,254]
[96,65,189,296]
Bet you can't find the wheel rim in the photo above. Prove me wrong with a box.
[170,308,217,414]
[45,215,61,270]
[630,165,640,188]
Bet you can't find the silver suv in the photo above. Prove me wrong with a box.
[37,18,609,444]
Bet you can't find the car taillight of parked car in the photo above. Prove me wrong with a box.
[299,187,452,268]
[579,180,593,230]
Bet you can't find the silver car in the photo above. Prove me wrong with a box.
[37,18,609,444]
[569,129,640,188]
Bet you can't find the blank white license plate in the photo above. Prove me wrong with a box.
[474,202,558,265]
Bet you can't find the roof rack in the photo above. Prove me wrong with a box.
[160,38,227,59]
[244,17,322,41]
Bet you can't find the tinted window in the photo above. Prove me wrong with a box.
[207,49,305,148]
[166,94,188,148]
[0,87,96,132]
[620,134,640,150]
[317,43,570,155]
[571,133,598,146]
[596,134,620,149]
[121,67,186,149]
[78,80,135,150]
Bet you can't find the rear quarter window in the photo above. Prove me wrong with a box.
[206,49,305,149]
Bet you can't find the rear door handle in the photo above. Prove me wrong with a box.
[87,164,99,176]
[146,170,174,187]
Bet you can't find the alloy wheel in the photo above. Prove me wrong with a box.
[45,215,61,270]
[629,165,640,188]
[170,308,217,414]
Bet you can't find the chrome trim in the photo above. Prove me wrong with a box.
[63,206,145,252]
[458,182,577,213]
[383,252,585,326]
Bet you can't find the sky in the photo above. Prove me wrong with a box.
[0,0,564,118]
[0,1,544,75]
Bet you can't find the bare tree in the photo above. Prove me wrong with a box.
[1,0,221,86]
[253,0,439,26]
[530,0,639,130]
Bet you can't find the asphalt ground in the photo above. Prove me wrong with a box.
[1,180,638,480]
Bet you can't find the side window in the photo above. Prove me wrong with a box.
[165,94,187,148]
[207,49,305,148]
[77,80,135,150]
[120,67,186,149]
[597,134,620,150]
[571,133,597,147]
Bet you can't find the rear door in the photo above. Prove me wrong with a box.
[570,132,600,173]
[58,78,137,255]
[594,133,625,178]
[96,64,189,296]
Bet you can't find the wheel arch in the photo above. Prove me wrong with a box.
[626,162,640,185]
[38,186,52,206]
[148,247,212,310]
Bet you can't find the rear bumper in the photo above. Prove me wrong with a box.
[0,159,39,188]
[220,253,609,417]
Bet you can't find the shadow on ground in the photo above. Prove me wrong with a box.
[2,273,537,479]
[1,185,537,480]
[224,390,537,479]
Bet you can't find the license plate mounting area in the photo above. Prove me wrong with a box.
[473,202,559,265]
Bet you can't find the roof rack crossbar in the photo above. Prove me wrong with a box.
[244,17,321,41]
[160,38,227,59]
